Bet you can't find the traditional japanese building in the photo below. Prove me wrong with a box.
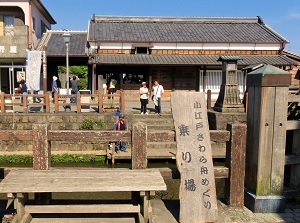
[38,15,297,99]
[85,15,296,98]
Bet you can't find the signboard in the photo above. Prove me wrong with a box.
[171,92,218,223]
[16,71,25,83]
[26,51,42,91]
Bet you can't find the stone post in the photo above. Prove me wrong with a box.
[214,55,244,113]
[244,64,291,213]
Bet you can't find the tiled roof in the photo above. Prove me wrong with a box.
[89,16,288,43]
[36,30,87,56]
[92,54,296,66]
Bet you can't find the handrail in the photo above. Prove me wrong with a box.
[0,91,125,113]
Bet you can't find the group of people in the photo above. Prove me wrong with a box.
[139,80,164,116]
[113,80,164,154]
[51,75,79,102]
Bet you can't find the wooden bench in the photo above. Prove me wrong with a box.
[0,169,166,223]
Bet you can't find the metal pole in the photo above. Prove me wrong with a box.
[66,43,69,95]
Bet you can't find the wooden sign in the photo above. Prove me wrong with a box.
[171,92,218,223]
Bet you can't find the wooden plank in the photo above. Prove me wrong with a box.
[132,122,147,169]
[291,129,300,189]
[288,94,300,103]
[32,123,50,170]
[271,87,288,195]
[287,120,300,130]
[25,204,140,214]
[285,154,300,165]
[256,87,275,195]
[209,130,230,142]
[0,169,166,193]
[171,92,218,223]
[224,123,247,207]
[0,130,33,141]
[245,86,260,192]
[48,130,131,142]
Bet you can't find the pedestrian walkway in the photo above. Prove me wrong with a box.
[152,199,300,223]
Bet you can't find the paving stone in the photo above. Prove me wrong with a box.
[281,217,298,223]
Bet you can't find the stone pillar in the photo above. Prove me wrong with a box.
[244,64,291,213]
[214,55,244,113]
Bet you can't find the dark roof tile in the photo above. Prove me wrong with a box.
[89,16,288,43]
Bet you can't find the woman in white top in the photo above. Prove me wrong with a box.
[152,80,164,116]
[139,82,149,115]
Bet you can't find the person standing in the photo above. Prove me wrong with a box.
[108,78,117,99]
[51,76,58,102]
[139,82,149,115]
[152,80,164,116]
[19,79,28,104]
[70,75,79,103]
[114,114,127,153]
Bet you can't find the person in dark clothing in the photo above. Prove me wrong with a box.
[70,75,79,103]
[114,114,127,153]
[19,79,28,104]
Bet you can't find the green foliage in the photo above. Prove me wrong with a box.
[94,119,106,128]
[80,118,110,130]
[69,66,88,78]
[0,154,105,164]
[0,155,33,164]
[79,118,94,130]
[78,78,88,90]
[51,154,105,163]
[58,66,66,73]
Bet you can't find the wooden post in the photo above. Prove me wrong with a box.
[290,130,300,190]
[98,75,104,94]
[131,122,147,208]
[45,92,50,113]
[98,93,103,113]
[76,92,81,113]
[54,93,59,112]
[132,122,147,169]
[120,90,125,113]
[0,93,4,113]
[244,65,290,213]
[171,92,218,223]
[32,123,50,170]
[32,123,51,204]
[207,89,211,109]
[224,123,246,207]
[15,193,25,222]
[23,94,27,113]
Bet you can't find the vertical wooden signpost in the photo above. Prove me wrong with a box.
[171,92,218,223]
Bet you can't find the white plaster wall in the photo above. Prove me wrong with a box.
[99,42,281,51]
[31,2,51,38]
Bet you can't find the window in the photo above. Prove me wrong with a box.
[4,15,14,36]
[4,15,14,26]
[32,17,36,31]
[135,47,150,54]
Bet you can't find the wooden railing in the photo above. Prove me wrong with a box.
[0,121,246,207]
[0,91,125,113]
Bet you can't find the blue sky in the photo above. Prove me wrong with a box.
[42,0,300,54]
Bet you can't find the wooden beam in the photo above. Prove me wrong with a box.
[287,120,300,130]
[48,130,131,142]
[25,204,140,214]
[0,130,33,141]
[210,130,230,142]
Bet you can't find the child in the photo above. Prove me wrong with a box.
[114,114,127,153]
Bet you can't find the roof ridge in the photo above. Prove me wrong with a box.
[93,15,259,23]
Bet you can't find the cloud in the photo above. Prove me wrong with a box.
[288,11,300,18]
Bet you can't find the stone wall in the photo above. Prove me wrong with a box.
[0,113,119,152]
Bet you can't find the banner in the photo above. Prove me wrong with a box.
[26,51,42,91]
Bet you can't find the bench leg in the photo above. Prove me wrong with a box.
[140,191,150,223]
[14,193,25,223]
[20,213,32,223]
